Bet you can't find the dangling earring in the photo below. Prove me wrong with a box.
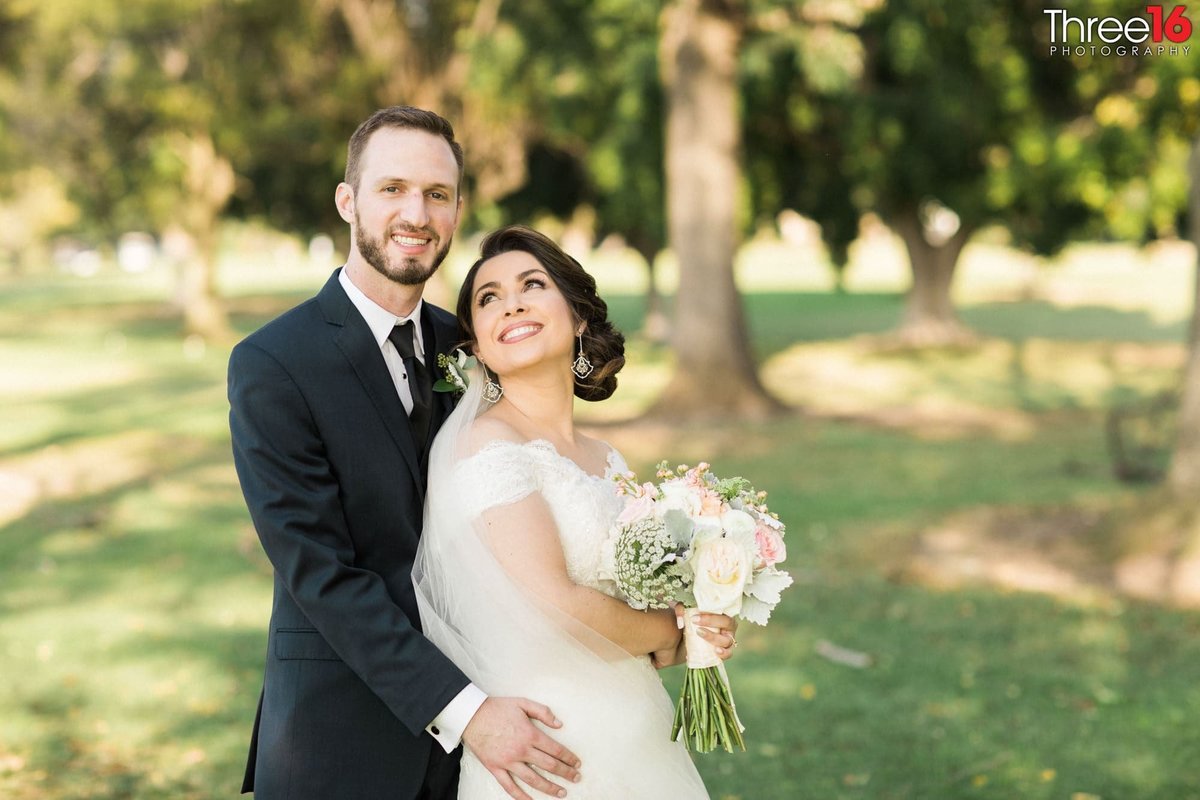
[482,364,504,403]
[572,333,594,380]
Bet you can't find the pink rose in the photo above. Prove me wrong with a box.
[755,524,787,568]
[617,493,656,525]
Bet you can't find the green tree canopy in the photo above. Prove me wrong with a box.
[751,0,1197,343]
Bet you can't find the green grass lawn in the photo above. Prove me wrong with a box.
[1,268,1198,799]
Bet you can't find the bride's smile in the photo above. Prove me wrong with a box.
[498,322,543,343]
[470,249,578,378]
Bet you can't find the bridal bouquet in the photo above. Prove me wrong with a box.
[599,461,793,753]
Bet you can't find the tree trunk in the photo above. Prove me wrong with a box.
[831,262,848,294]
[179,247,230,341]
[1168,137,1200,494]
[629,234,670,345]
[1107,137,1200,609]
[893,208,975,347]
[651,0,783,419]
[170,132,234,341]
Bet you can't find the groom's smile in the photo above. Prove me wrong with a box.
[391,229,434,252]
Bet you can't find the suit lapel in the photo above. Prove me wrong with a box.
[421,306,458,446]
[318,271,424,497]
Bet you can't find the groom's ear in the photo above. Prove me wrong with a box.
[335,182,356,225]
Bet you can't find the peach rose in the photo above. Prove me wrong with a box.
[698,488,726,517]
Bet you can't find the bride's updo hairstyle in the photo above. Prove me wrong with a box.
[456,225,625,402]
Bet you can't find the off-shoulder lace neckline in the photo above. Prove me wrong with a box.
[478,437,620,482]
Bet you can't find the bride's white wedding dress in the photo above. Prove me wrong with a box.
[415,385,710,800]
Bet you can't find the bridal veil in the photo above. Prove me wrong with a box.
[412,368,708,798]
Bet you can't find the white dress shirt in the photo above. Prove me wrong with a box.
[338,268,427,413]
[339,267,487,753]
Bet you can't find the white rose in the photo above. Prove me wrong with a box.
[659,480,701,517]
[691,536,750,616]
[690,517,723,543]
[721,509,757,545]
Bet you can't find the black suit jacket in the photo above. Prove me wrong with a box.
[229,270,468,799]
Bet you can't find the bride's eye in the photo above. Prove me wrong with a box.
[477,291,497,307]
[524,278,546,291]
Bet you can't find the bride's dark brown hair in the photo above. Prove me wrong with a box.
[456,225,625,402]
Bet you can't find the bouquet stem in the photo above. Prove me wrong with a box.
[671,665,745,753]
[672,609,746,753]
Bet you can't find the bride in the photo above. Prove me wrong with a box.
[414,226,737,799]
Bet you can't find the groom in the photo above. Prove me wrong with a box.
[229,107,581,799]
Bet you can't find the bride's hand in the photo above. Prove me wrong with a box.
[696,611,739,661]
[655,607,740,668]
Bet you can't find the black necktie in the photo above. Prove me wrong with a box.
[388,321,432,453]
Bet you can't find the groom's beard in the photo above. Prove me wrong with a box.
[356,215,453,287]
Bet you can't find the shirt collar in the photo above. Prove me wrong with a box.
[339,267,426,355]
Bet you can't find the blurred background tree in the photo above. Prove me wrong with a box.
[756,0,1191,346]
[0,0,346,338]
[742,1,873,291]
[655,0,784,418]
[0,0,1194,394]
[1129,50,1200,601]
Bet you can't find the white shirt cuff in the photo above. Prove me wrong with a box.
[427,683,487,753]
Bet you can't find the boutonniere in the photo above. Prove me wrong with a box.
[434,349,475,395]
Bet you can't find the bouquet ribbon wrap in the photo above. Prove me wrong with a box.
[675,608,745,750]
[682,608,723,669]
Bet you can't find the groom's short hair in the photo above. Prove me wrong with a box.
[345,106,465,192]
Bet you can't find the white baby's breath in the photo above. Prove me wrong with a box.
[610,518,688,610]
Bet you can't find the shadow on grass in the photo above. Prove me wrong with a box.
[607,292,1185,362]
[0,448,253,604]
[2,368,226,459]
[11,625,264,800]
[963,301,1185,344]
[2,455,265,799]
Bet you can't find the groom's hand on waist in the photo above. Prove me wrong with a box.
[462,697,582,800]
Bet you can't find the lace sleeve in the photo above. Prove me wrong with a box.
[453,440,540,519]
[606,445,629,478]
